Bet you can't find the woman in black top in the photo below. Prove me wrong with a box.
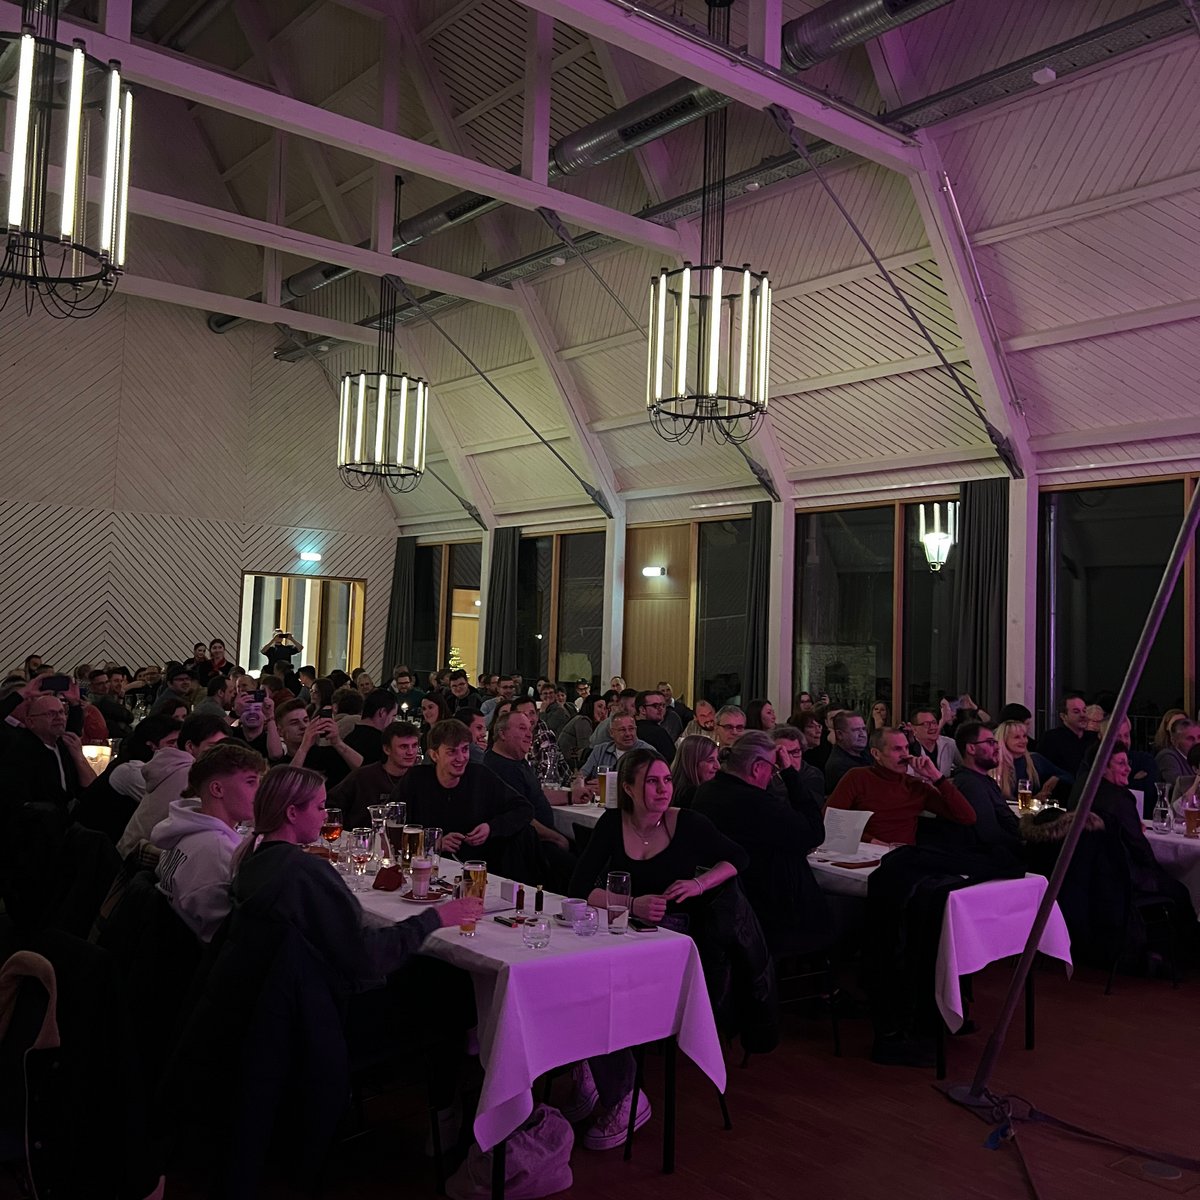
[669,734,719,811]
[565,749,746,1151]
[419,693,453,753]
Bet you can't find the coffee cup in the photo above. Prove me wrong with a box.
[411,856,433,899]
[561,897,587,924]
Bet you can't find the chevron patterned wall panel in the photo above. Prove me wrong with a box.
[0,297,399,678]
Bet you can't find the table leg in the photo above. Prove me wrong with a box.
[624,1045,646,1162]
[1024,970,1035,1051]
[491,1136,506,1200]
[663,1037,677,1174]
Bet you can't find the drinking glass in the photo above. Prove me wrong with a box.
[321,807,343,864]
[522,916,552,950]
[573,906,599,938]
[606,871,631,935]
[401,825,425,867]
[384,802,407,864]
[347,828,373,891]
[367,803,389,865]
[424,826,443,873]
[460,860,487,937]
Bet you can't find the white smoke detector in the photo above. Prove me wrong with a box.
[1032,67,1057,85]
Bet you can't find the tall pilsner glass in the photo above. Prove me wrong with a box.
[461,860,488,937]
[606,870,631,935]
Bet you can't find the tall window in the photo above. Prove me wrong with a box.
[446,542,482,680]
[902,502,958,716]
[239,573,364,677]
[794,507,894,715]
[1039,482,1185,737]
[516,536,552,682]
[696,520,751,708]
[557,532,605,688]
[411,544,442,677]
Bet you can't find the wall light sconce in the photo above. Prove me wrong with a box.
[918,502,957,573]
[300,551,322,563]
[641,565,667,577]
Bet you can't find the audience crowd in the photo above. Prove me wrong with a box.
[3,636,1197,1195]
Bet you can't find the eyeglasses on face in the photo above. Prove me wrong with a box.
[718,722,745,732]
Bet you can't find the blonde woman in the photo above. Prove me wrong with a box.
[996,720,1062,802]
[670,734,720,809]
[1152,709,1186,752]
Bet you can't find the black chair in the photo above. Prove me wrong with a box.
[1105,893,1181,995]
[767,952,841,1060]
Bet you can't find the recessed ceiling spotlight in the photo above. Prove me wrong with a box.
[1032,67,1056,85]
[549,255,567,267]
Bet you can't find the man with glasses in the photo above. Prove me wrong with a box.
[827,727,975,845]
[635,690,676,759]
[579,713,653,778]
[907,708,961,777]
[713,705,746,750]
[948,722,1021,849]
[824,712,872,791]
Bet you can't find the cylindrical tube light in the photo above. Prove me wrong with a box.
[337,368,430,492]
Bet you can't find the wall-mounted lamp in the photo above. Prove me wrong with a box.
[641,565,667,577]
[473,598,482,607]
[300,551,322,563]
[918,502,958,573]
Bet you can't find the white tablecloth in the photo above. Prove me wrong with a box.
[934,874,1073,1031]
[808,845,1073,1033]
[551,802,604,839]
[1145,828,1200,913]
[358,878,725,1150]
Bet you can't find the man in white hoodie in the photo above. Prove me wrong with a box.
[116,712,229,858]
[152,741,266,941]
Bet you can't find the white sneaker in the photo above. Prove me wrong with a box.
[558,1061,599,1122]
[583,1089,651,1151]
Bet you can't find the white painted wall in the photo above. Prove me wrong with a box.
[0,296,397,677]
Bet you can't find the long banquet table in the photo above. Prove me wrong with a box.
[357,872,726,1152]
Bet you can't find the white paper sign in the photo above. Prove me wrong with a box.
[816,808,872,857]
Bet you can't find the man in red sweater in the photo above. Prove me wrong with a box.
[827,727,976,844]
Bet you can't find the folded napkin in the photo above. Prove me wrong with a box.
[373,865,406,892]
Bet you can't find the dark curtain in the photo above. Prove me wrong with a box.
[381,537,416,680]
[950,478,1009,716]
[741,502,772,704]
[483,527,520,674]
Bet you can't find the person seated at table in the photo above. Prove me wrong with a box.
[579,713,655,778]
[388,664,425,708]
[511,694,571,783]
[944,723,1021,851]
[588,688,637,747]
[328,720,422,829]
[538,680,572,735]
[455,708,488,764]
[394,718,537,882]
[670,734,720,809]
[1037,692,1096,777]
[330,687,363,741]
[558,694,606,769]
[89,667,135,739]
[228,686,285,762]
[566,749,746,1151]
[484,710,574,889]
[1101,713,1156,816]
[823,711,871,791]
[995,719,1064,806]
[117,712,230,858]
[419,692,454,753]
[1155,716,1199,787]
[1070,742,1199,965]
[745,699,777,733]
[634,690,677,760]
[657,680,690,739]
[152,741,267,942]
[1152,709,1187,752]
[693,731,829,957]
[1,681,97,813]
[277,698,362,787]
[712,705,746,752]
[804,705,840,775]
[343,689,399,765]
[74,715,183,845]
[770,724,825,811]
[826,727,976,845]
[905,708,960,777]
[169,765,483,1193]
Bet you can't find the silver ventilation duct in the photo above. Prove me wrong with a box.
[208,0,953,334]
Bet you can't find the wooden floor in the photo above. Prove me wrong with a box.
[167,961,1198,1200]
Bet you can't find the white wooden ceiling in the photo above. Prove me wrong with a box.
[50,0,1200,532]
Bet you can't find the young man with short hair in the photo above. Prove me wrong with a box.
[344,688,399,764]
[277,698,362,786]
[329,720,421,829]
[152,741,266,941]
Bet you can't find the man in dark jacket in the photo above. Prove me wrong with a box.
[694,730,830,956]
[394,717,537,882]
[948,722,1021,850]
[824,712,872,792]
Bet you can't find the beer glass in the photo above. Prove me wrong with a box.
[1016,783,1033,813]
[460,860,488,936]
[400,825,425,867]
[596,773,607,807]
[384,802,407,864]
[606,870,631,935]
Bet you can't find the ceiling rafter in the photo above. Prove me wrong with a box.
[509,0,923,174]
[0,2,685,257]
[231,0,365,245]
